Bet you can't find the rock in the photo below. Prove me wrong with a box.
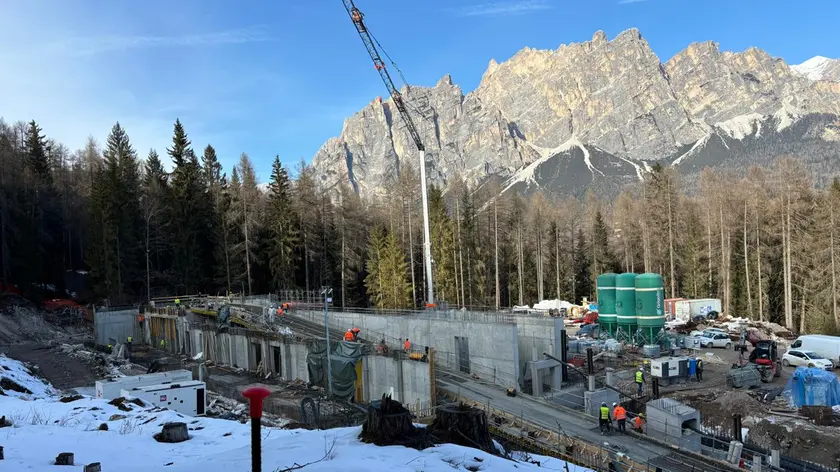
[0,416,10,428]
[311,29,840,199]
[0,377,32,394]
[0,445,4,460]
[153,422,189,443]
[108,414,126,421]
[55,452,74,465]
[59,394,83,403]
[97,423,108,431]
[84,463,101,472]
[107,397,132,412]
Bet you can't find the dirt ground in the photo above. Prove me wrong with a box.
[664,343,840,468]
[0,343,102,391]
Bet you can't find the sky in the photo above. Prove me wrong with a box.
[1,0,839,181]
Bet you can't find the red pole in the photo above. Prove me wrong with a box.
[243,386,271,472]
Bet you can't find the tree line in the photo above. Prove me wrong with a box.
[1,117,838,334]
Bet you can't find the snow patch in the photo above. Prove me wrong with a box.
[0,355,58,399]
[791,56,836,81]
[503,138,581,192]
[772,107,798,132]
[671,134,711,167]
[713,113,763,140]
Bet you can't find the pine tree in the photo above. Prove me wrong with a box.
[429,185,457,305]
[167,119,214,293]
[141,149,171,299]
[380,231,412,309]
[364,226,387,307]
[266,156,298,290]
[573,228,592,304]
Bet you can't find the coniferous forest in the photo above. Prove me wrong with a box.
[2,118,840,334]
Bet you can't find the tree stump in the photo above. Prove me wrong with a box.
[84,463,102,472]
[359,394,426,448]
[154,422,189,443]
[55,452,74,465]
[429,403,496,454]
[0,445,4,460]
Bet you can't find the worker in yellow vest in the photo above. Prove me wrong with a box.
[599,402,611,435]
[635,367,645,396]
[160,339,166,349]
[126,335,133,357]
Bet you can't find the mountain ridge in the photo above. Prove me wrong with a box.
[312,28,840,198]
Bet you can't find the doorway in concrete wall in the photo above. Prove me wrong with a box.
[455,336,470,374]
[273,346,282,376]
[252,342,262,372]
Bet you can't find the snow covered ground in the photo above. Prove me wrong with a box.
[0,354,592,471]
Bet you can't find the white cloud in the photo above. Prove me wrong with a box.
[43,26,274,57]
[453,1,553,17]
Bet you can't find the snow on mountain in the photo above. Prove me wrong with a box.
[792,56,840,81]
[0,354,590,472]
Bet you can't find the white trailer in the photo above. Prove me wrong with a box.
[675,299,722,322]
[95,370,194,400]
[121,380,207,416]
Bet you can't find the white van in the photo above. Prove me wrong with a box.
[790,335,840,366]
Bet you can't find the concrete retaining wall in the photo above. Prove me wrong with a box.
[294,309,520,388]
[514,316,564,384]
[94,307,142,346]
[184,327,309,383]
[362,355,431,406]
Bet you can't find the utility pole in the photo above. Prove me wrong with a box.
[321,287,334,396]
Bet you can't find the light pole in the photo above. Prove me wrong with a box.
[321,287,334,396]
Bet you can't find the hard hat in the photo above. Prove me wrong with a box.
[639,367,643,370]
[613,402,618,406]
[601,402,607,406]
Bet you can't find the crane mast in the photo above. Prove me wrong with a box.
[342,0,436,308]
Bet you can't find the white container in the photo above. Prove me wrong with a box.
[95,370,194,400]
[649,357,683,378]
[121,380,207,416]
[675,299,722,322]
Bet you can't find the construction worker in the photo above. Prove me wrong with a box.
[107,343,113,354]
[696,357,704,382]
[404,338,411,352]
[160,338,166,350]
[344,329,355,341]
[635,367,646,396]
[599,402,611,435]
[126,335,133,357]
[633,413,645,433]
[613,402,627,433]
[174,298,180,307]
[351,327,360,341]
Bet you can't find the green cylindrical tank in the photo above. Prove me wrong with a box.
[636,273,665,343]
[596,273,617,335]
[615,273,637,336]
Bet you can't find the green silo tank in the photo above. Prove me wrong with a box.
[635,273,665,343]
[615,273,637,336]
[596,273,617,335]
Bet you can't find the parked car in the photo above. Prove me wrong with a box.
[782,349,835,370]
[697,332,732,349]
[689,327,729,338]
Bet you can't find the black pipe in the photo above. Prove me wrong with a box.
[586,347,594,375]
[652,377,660,399]
[733,413,742,442]
[560,332,568,382]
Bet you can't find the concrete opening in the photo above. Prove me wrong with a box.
[196,388,206,415]
[273,346,282,375]
[252,342,262,370]
[455,336,470,374]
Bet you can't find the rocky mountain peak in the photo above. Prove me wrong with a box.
[312,29,840,199]
[793,56,840,82]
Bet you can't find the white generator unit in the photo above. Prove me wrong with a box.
[121,380,207,417]
[649,357,688,379]
[95,370,194,400]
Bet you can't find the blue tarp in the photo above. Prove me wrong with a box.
[782,367,840,407]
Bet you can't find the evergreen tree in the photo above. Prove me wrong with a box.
[266,156,298,290]
[141,149,171,298]
[167,119,214,293]
[364,225,386,307]
[429,185,457,304]
[228,153,263,295]
[380,231,412,309]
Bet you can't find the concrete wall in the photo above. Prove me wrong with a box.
[362,355,431,406]
[94,307,142,346]
[515,316,564,384]
[294,309,520,388]
[184,326,309,383]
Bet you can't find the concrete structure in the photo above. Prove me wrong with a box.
[362,355,432,407]
[583,388,620,418]
[292,309,521,389]
[95,370,194,400]
[645,397,702,453]
[94,306,144,346]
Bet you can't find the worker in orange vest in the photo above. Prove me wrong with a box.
[612,403,627,433]
[351,327,360,341]
[633,413,645,433]
[404,338,411,352]
[344,329,355,341]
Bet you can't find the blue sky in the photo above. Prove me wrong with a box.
[1,0,839,181]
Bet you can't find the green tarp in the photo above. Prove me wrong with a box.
[306,340,366,401]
